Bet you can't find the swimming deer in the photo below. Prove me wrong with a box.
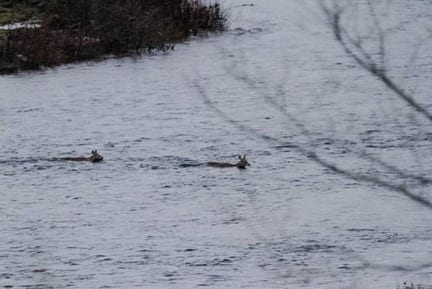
[207,155,250,169]
[60,150,103,163]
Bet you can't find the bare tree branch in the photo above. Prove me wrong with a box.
[225,66,432,188]
[198,0,432,279]
[319,1,432,122]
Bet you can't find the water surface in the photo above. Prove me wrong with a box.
[1,1,432,288]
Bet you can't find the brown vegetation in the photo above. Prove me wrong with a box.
[0,0,227,73]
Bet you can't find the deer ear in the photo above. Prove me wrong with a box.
[91,150,94,153]
[238,155,242,159]
[95,150,97,153]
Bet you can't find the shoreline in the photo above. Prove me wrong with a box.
[0,0,227,74]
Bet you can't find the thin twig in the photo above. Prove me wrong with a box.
[321,3,432,122]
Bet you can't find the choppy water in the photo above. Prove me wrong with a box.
[1,1,432,288]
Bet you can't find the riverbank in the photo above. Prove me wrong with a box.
[0,0,227,74]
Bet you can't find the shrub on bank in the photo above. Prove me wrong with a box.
[0,0,227,73]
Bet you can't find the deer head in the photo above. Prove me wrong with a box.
[89,150,103,162]
[236,155,250,169]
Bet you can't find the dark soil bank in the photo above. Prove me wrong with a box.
[0,0,227,73]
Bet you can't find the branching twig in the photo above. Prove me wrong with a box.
[225,66,431,189]
[320,2,432,122]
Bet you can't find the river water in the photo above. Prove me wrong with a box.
[1,1,432,288]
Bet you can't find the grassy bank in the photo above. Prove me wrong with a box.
[0,0,227,73]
